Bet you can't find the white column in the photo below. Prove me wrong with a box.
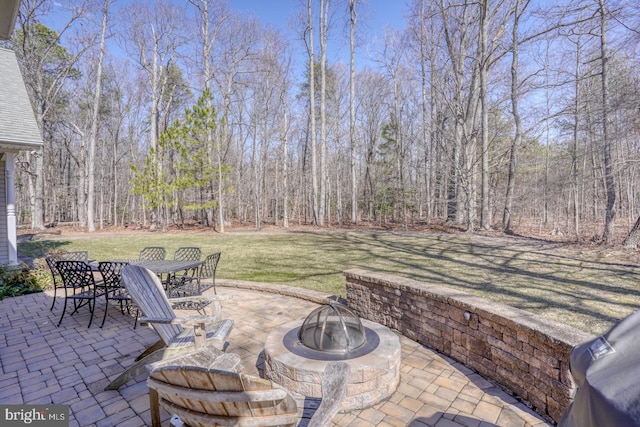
[6,152,17,265]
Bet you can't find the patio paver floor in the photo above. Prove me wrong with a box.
[0,282,552,426]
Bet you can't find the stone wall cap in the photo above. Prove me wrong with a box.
[344,269,594,347]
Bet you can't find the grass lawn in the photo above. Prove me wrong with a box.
[19,229,640,335]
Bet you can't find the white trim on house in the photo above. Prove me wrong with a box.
[0,157,7,263]
[0,0,20,40]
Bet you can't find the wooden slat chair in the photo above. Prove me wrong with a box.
[105,265,234,391]
[146,347,349,427]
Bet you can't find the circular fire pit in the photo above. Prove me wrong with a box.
[263,307,401,411]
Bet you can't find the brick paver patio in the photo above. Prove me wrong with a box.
[0,280,552,426]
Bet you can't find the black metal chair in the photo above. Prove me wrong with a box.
[56,260,105,328]
[198,252,221,295]
[46,251,89,311]
[172,247,201,288]
[172,252,221,313]
[139,247,166,261]
[173,247,201,261]
[97,261,134,328]
[176,252,221,295]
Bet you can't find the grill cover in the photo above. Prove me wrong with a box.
[558,309,640,427]
[299,302,365,353]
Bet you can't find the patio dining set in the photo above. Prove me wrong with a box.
[45,245,343,426]
[45,246,222,329]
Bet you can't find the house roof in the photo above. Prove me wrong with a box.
[0,0,20,41]
[0,47,43,151]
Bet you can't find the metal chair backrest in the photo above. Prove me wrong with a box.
[200,252,221,280]
[45,255,59,279]
[56,260,95,289]
[139,247,166,261]
[59,251,89,261]
[174,247,201,261]
[46,251,89,276]
[98,261,129,290]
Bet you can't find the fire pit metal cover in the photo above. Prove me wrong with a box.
[299,302,366,353]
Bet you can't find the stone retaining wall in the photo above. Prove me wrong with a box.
[344,269,594,424]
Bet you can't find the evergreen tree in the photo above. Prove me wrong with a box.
[132,89,230,224]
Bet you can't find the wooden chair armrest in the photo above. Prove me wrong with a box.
[140,314,221,327]
[308,362,350,427]
[168,295,230,317]
[168,295,231,304]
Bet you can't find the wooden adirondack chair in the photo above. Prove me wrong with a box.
[146,347,350,427]
[104,265,234,391]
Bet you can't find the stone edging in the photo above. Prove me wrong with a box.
[343,268,594,425]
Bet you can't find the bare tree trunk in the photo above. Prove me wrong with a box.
[217,123,225,232]
[34,152,44,229]
[307,0,319,225]
[87,0,110,232]
[570,35,583,236]
[503,0,524,233]
[282,101,289,228]
[251,122,260,228]
[349,0,357,224]
[599,0,615,244]
[318,0,329,226]
[479,0,490,230]
[416,0,434,223]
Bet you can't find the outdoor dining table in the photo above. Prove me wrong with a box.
[130,259,202,291]
[131,259,203,296]
[92,259,203,296]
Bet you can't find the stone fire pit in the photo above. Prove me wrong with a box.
[263,314,401,411]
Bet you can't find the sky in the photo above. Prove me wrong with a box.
[228,0,407,35]
[41,0,410,78]
[227,0,409,67]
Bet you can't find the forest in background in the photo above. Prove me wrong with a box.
[4,0,640,245]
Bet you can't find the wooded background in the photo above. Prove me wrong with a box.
[5,0,640,245]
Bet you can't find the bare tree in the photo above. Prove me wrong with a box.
[118,0,188,229]
[306,0,319,225]
[188,0,229,230]
[598,0,615,244]
[14,0,90,230]
[479,0,490,230]
[438,0,480,228]
[349,0,358,224]
[318,0,330,226]
[503,0,528,233]
[86,0,112,232]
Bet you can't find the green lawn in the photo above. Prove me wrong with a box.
[19,229,640,335]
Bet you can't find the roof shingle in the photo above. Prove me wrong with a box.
[0,47,43,150]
